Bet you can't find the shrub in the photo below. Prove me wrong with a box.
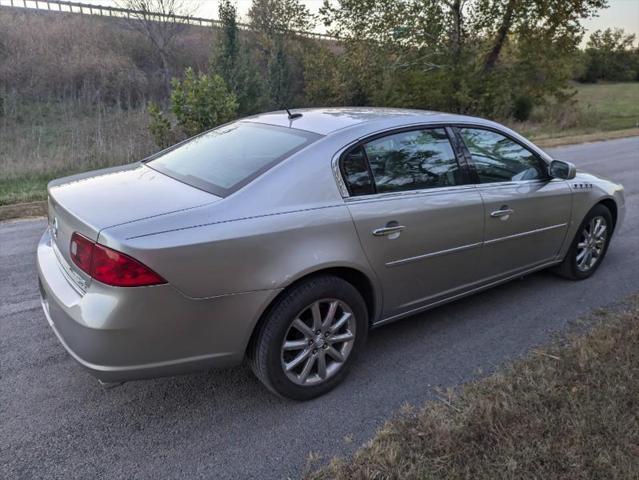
[147,102,174,149]
[146,68,238,147]
[170,67,238,138]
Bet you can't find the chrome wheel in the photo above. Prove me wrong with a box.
[281,299,356,386]
[576,215,608,272]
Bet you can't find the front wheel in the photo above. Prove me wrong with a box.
[248,275,368,400]
[553,204,613,280]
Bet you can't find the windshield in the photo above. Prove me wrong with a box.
[147,122,321,196]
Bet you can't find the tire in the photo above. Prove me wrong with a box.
[553,204,613,280]
[248,275,368,400]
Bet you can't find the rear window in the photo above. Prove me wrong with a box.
[147,122,321,196]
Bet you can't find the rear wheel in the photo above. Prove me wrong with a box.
[248,275,368,400]
[553,204,613,280]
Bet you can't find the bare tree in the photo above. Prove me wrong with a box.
[118,0,198,97]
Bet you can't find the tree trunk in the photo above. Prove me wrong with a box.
[159,50,171,98]
[483,0,517,71]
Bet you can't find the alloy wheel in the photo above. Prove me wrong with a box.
[576,215,608,272]
[280,299,356,386]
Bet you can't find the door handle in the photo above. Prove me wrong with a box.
[372,225,405,237]
[490,207,514,218]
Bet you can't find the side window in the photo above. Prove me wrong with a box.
[362,128,462,193]
[459,128,548,183]
[341,146,375,196]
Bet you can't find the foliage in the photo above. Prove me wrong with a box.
[212,0,267,115]
[319,0,609,118]
[248,0,316,108]
[248,0,316,37]
[169,67,237,137]
[579,28,639,83]
[512,95,533,121]
[147,67,237,146]
[147,101,174,148]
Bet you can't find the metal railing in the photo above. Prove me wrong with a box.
[0,0,337,40]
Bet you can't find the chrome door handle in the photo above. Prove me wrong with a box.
[372,225,405,236]
[490,208,514,218]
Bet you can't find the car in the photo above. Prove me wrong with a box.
[37,107,625,400]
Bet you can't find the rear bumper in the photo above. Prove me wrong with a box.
[37,228,279,382]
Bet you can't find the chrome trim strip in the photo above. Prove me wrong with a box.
[330,149,350,198]
[386,242,482,267]
[344,184,478,204]
[484,223,567,245]
[384,223,566,267]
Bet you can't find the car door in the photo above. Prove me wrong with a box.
[340,127,485,319]
[455,126,572,279]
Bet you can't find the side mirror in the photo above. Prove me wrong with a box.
[549,160,576,180]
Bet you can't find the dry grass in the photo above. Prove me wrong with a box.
[308,295,639,480]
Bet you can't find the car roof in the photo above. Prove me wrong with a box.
[243,107,491,136]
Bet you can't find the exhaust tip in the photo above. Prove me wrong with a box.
[98,379,125,390]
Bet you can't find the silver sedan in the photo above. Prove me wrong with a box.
[37,108,625,399]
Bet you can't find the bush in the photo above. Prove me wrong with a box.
[147,102,174,149]
[146,68,238,147]
[170,67,238,138]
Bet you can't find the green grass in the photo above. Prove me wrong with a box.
[0,170,77,206]
[514,82,639,140]
[308,295,639,479]
[574,82,639,130]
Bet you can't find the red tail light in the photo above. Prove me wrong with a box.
[70,232,166,287]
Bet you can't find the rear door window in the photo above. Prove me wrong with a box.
[363,128,462,193]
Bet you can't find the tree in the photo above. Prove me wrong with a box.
[211,0,266,115]
[248,0,315,36]
[579,28,639,82]
[320,0,609,117]
[118,0,196,96]
[248,0,316,108]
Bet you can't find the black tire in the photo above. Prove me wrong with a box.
[248,275,368,400]
[553,204,613,280]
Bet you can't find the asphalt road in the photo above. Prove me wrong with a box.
[1,137,638,479]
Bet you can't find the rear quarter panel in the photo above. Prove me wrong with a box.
[99,204,380,306]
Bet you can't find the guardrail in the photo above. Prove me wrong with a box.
[0,0,336,40]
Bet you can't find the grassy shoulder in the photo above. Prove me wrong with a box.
[308,295,639,480]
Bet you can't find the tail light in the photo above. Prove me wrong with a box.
[70,232,166,287]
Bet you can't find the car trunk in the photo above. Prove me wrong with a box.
[47,163,219,289]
